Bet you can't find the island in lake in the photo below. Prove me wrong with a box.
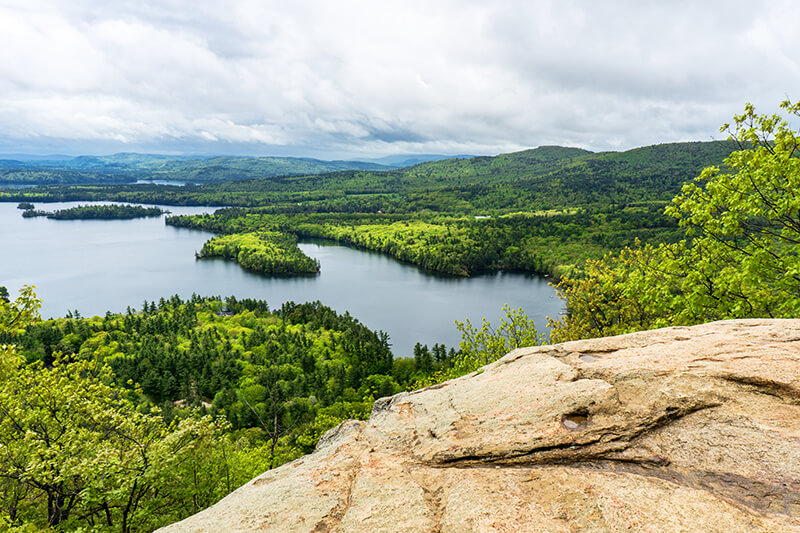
[20,203,168,220]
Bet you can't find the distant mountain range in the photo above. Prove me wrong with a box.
[0,154,387,185]
[0,153,74,162]
[0,142,735,193]
[0,152,477,185]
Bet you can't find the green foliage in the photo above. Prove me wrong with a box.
[0,140,730,282]
[296,220,474,276]
[414,306,543,387]
[62,153,390,181]
[549,243,674,341]
[0,285,41,380]
[0,154,389,186]
[16,204,167,220]
[2,141,734,211]
[552,100,800,340]
[663,100,800,318]
[0,286,41,334]
[3,290,423,531]
[0,355,271,532]
[15,296,396,466]
[198,231,320,274]
[290,400,373,451]
[45,204,167,220]
[0,168,135,186]
[0,288,273,531]
[453,305,544,374]
[169,204,680,278]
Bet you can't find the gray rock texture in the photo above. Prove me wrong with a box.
[160,319,800,532]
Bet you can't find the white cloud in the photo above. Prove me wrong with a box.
[0,0,797,157]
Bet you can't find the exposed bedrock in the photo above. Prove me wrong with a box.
[160,319,800,532]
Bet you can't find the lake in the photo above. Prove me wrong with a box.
[0,201,564,357]
[135,179,189,186]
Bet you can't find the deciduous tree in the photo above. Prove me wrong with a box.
[552,100,800,341]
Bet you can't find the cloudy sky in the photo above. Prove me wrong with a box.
[0,1,798,159]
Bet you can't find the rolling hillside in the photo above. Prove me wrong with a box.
[0,153,392,185]
[1,140,738,212]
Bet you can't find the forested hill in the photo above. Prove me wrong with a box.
[0,153,392,185]
[394,140,737,203]
[0,140,738,212]
[201,139,737,211]
[400,145,595,183]
[65,153,393,179]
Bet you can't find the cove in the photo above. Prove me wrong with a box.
[0,201,564,357]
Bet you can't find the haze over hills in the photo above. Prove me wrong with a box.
[211,140,734,209]
[0,153,401,185]
[0,154,74,162]
[0,152,484,185]
[0,141,737,203]
[353,153,475,167]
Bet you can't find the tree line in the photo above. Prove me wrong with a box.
[17,203,167,220]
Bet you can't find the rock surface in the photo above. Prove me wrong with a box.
[160,319,800,532]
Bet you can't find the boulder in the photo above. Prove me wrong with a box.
[159,319,800,532]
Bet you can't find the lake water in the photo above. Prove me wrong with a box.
[135,180,189,186]
[0,201,564,357]
[0,183,40,189]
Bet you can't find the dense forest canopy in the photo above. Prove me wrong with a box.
[0,141,736,210]
[196,231,320,275]
[167,205,681,278]
[17,203,168,220]
[0,153,391,185]
[0,289,469,531]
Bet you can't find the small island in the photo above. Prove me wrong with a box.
[20,203,169,220]
[21,209,50,218]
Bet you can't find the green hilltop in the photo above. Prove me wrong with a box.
[197,140,736,208]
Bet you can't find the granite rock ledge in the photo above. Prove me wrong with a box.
[159,319,800,532]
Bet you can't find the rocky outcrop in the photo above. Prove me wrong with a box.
[160,319,800,532]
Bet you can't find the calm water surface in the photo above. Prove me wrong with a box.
[135,180,189,186]
[0,201,563,356]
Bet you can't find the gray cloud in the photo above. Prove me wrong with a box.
[0,0,797,158]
